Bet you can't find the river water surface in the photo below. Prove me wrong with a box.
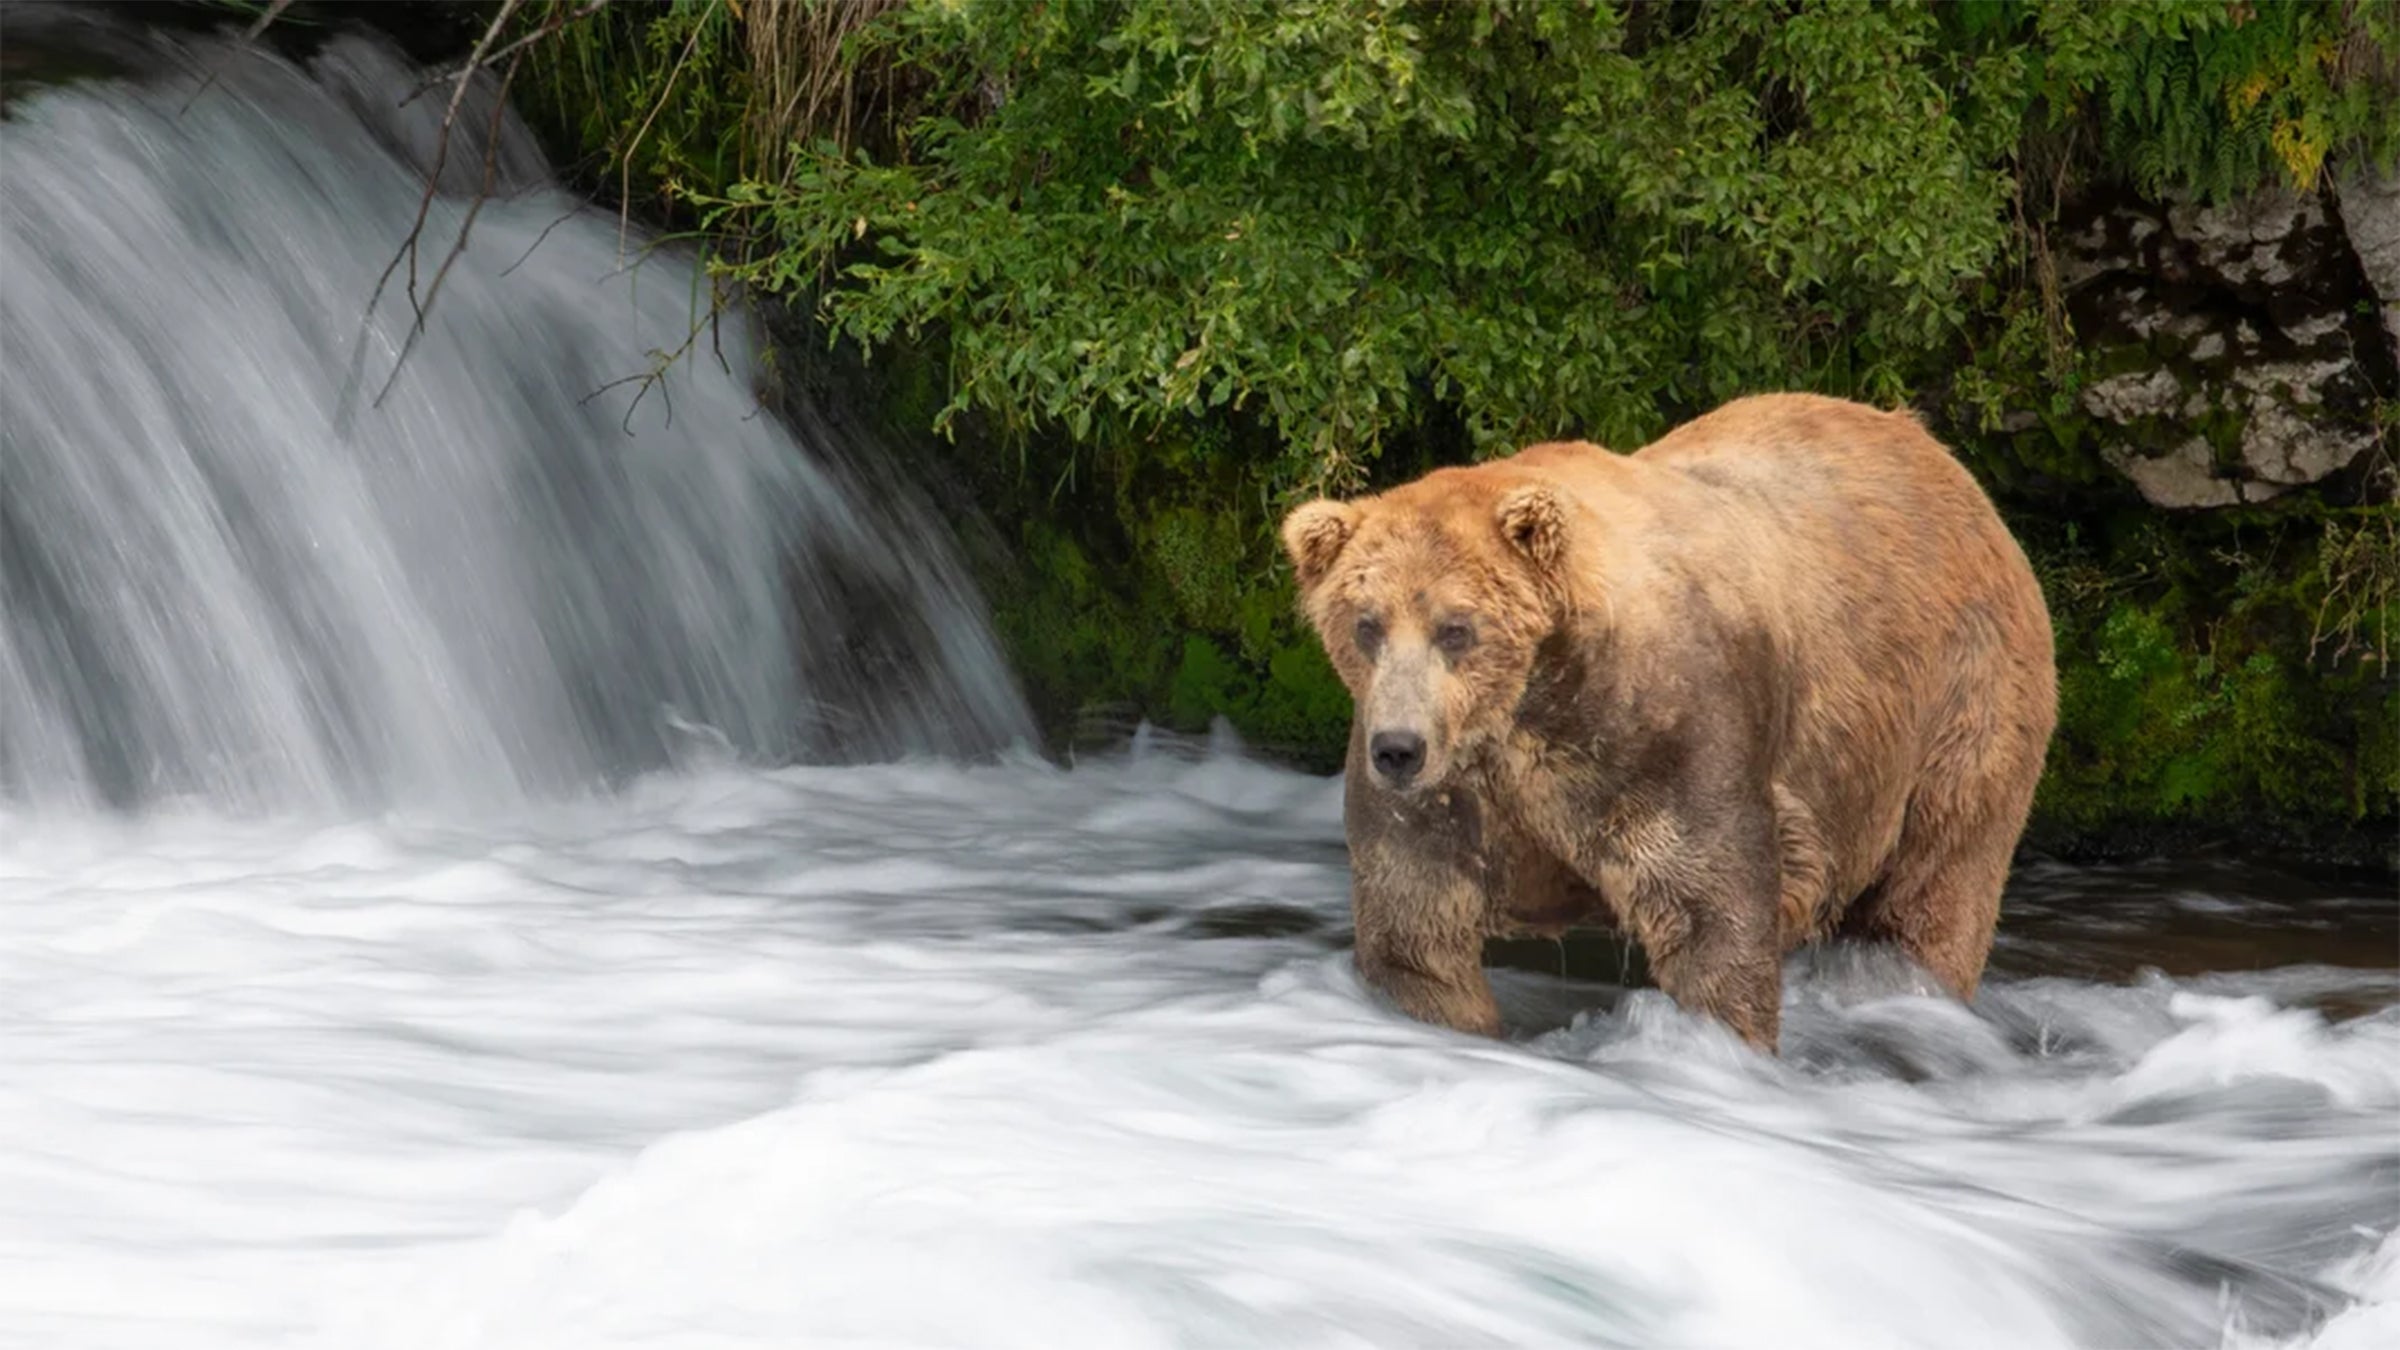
[4,731,2396,1350]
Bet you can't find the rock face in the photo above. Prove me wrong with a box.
[2059,180,2394,510]
[2334,156,2400,367]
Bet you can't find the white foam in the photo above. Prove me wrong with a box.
[1,746,2391,1349]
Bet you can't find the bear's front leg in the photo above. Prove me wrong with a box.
[1344,769,1501,1037]
[1614,813,1785,1053]
[1350,863,1501,1037]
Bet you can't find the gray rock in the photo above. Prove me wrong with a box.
[2082,369,2187,423]
[2281,311,2349,348]
[2103,440,2242,509]
[2333,156,2400,364]
[2239,390,2374,486]
[2166,187,2325,289]
[2059,180,2386,510]
[2231,358,2350,404]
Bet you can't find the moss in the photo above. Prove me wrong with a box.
[1250,640,1353,766]
[920,403,1360,768]
[1165,637,1250,731]
[1146,507,1246,635]
[2197,401,2250,468]
[2009,415,2107,487]
[2027,503,2395,853]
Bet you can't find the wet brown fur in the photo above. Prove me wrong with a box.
[1282,393,2058,1052]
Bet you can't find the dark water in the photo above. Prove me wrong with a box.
[1482,854,2399,1028]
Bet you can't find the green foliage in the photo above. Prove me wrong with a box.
[676,0,2396,489]
[2036,509,2397,834]
[980,503,1353,768]
[2042,0,2400,199]
[518,0,2398,850]
[2310,510,2398,671]
[703,0,2036,488]
[518,0,752,215]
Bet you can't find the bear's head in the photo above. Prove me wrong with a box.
[1281,468,1572,794]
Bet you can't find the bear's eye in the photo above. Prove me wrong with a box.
[1353,615,1384,655]
[1434,621,1476,655]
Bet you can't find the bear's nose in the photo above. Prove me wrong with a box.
[1369,730,1427,785]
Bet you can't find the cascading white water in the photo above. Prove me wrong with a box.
[0,18,1031,812]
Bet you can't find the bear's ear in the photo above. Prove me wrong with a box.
[1495,485,1568,568]
[1280,499,1357,590]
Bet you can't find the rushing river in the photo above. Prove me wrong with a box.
[2,734,2395,1350]
[1,14,2394,1350]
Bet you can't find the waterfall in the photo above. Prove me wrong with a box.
[0,16,1033,812]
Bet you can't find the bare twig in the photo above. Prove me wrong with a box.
[334,0,846,431]
[400,0,614,110]
[501,187,606,277]
[581,345,684,434]
[335,1,517,426]
[581,365,675,433]
[242,0,299,41]
[172,0,303,117]
[402,0,524,321]
[613,8,711,261]
[347,0,521,380]
[574,294,737,435]
[369,52,524,409]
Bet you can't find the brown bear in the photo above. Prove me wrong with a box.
[1281,392,2056,1053]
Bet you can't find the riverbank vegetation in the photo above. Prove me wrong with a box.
[221,0,2397,860]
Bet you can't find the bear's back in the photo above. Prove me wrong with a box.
[1632,393,1956,493]
[1619,392,2055,896]
[1626,393,2019,596]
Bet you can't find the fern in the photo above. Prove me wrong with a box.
[2081,0,2394,201]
